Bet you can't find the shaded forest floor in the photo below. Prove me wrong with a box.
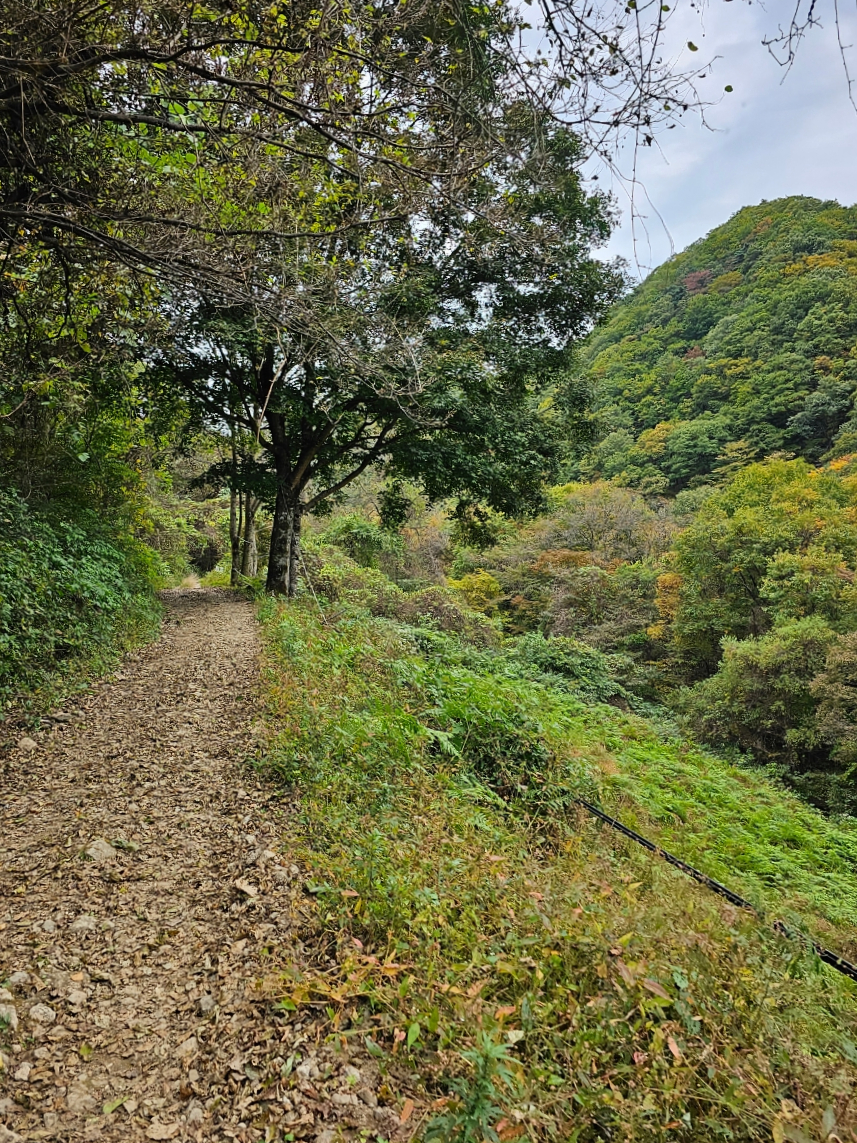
[0,591,403,1143]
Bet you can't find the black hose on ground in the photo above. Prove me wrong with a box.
[575,796,857,985]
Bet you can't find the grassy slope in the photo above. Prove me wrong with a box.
[257,567,857,1143]
[578,707,857,943]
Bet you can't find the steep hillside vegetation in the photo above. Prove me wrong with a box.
[450,459,857,812]
[577,197,857,490]
[258,546,857,1142]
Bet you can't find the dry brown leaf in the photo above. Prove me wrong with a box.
[641,978,671,1000]
[146,1123,180,1140]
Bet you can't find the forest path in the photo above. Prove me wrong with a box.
[0,590,397,1143]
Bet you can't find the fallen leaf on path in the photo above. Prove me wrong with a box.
[146,1123,180,1140]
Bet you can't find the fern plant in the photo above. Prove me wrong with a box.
[425,1033,521,1143]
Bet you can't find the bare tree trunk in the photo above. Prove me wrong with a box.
[229,427,242,585]
[266,489,303,595]
[240,493,259,577]
[229,489,241,585]
[266,479,296,595]
[264,408,301,596]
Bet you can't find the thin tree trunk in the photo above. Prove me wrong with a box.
[229,428,242,585]
[240,493,258,577]
[264,405,305,596]
[229,489,241,585]
[288,500,302,597]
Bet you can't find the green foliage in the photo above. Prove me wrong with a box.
[812,632,857,770]
[425,1034,520,1143]
[679,617,835,768]
[258,589,857,1141]
[509,631,629,705]
[444,482,669,698]
[421,458,857,797]
[303,541,500,646]
[664,458,857,676]
[631,458,857,801]
[577,197,857,490]
[0,489,160,712]
[157,118,623,595]
[320,514,403,568]
[447,569,503,614]
[141,487,229,580]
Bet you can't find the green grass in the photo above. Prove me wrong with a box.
[595,717,857,947]
[257,566,857,1142]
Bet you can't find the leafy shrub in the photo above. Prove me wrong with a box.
[301,543,405,615]
[812,631,857,768]
[320,513,403,567]
[395,586,499,646]
[510,630,629,704]
[304,543,499,645]
[679,617,834,773]
[447,568,503,613]
[663,458,857,677]
[0,490,159,711]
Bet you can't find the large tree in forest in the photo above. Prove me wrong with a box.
[153,123,623,593]
[0,0,705,562]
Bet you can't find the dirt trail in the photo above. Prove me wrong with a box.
[0,591,400,1143]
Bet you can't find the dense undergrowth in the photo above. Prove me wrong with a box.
[258,547,857,1143]
[0,489,161,719]
[448,459,857,814]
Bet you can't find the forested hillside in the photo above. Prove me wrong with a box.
[577,197,857,490]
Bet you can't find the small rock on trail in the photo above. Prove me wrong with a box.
[0,589,403,1141]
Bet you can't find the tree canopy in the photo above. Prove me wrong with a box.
[153,122,623,592]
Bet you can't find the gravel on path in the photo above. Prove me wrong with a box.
[0,590,401,1143]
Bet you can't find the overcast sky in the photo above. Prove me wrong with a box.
[591,0,857,278]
